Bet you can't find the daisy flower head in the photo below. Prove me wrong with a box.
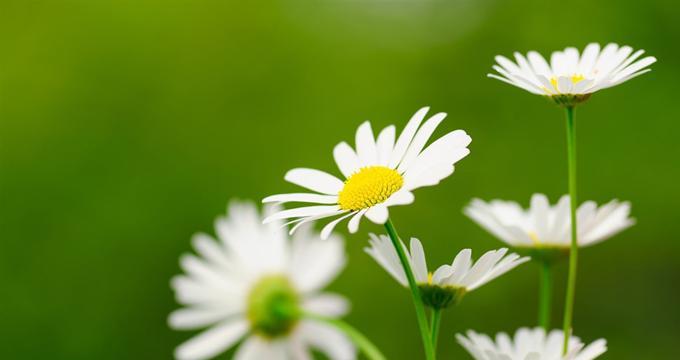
[456,327,607,360]
[169,200,355,360]
[489,43,656,106]
[263,107,472,239]
[365,234,529,309]
[464,194,634,252]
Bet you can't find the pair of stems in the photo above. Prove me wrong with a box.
[527,106,580,354]
[384,219,438,360]
[315,217,441,360]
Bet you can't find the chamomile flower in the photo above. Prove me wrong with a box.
[456,327,607,360]
[169,201,355,360]
[464,194,634,249]
[489,43,656,106]
[365,234,528,309]
[263,106,472,239]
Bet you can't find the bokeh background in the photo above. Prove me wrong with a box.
[2,0,679,358]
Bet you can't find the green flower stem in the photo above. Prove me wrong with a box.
[430,308,442,351]
[562,106,579,353]
[538,259,553,330]
[304,312,386,360]
[384,218,436,360]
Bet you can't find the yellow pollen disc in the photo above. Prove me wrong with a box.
[427,272,433,285]
[338,166,403,211]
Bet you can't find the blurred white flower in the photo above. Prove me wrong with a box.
[457,327,607,360]
[169,201,354,360]
[465,193,634,249]
[263,106,471,239]
[489,43,656,105]
[365,234,528,308]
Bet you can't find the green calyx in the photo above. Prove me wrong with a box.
[418,284,467,310]
[247,275,301,338]
[548,94,591,107]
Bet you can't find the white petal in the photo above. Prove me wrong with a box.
[290,230,346,292]
[383,190,415,207]
[365,204,389,224]
[578,43,601,75]
[527,51,552,77]
[355,121,378,166]
[445,248,472,285]
[388,106,429,168]
[333,142,361,178]
[488,73,543,95]
[168,307,238,330]
[460,249,506,289]
[575,339,607,360]
[297,321,356,360]
[557,76,573,93]
[376,125,396,166]
[262,193,338,205]
[347,209,367,233]
[409,238,428,283]
[285,168,344,195]
[431,265,454,284]
[175,319,248,360]
[403,129,471,190]
[191,233,230,269]
[611,56,656,82]
[234,336,288,360]
[397,112,447,173]
[365,233,408,286]
[303,293,350,317]
[263,205,342,223]
[320,212,355,240]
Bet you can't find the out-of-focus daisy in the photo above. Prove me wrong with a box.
[489,43,656,105]
[365,234,528,309]
[263,107,472,239]
[456,327,607,360]
[169,201,355,360]
[464,194,634,250]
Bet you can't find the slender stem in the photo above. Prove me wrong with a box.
[538,260,553,330]
[384,219,435,360]
[562,106,579,353]
[304,312,386,360]
[430,308,442,352]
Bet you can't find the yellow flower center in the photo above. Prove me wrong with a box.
[427,272,433,284]
[338,166,403,211]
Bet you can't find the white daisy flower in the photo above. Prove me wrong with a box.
[456,327,607,360]
[489,43,656,105]
[169,201,355,360]
[365,234,529,309]
[263,106,472,239]
[464,193,634,249]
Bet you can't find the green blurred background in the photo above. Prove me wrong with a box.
[1,0,678,358]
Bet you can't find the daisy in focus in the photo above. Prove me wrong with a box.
[365,234,529,309]
[489,43,656,106]
[168,201,355,360]
[263,107,472,239]
[457,327,607,360]
[464,193,634,250]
